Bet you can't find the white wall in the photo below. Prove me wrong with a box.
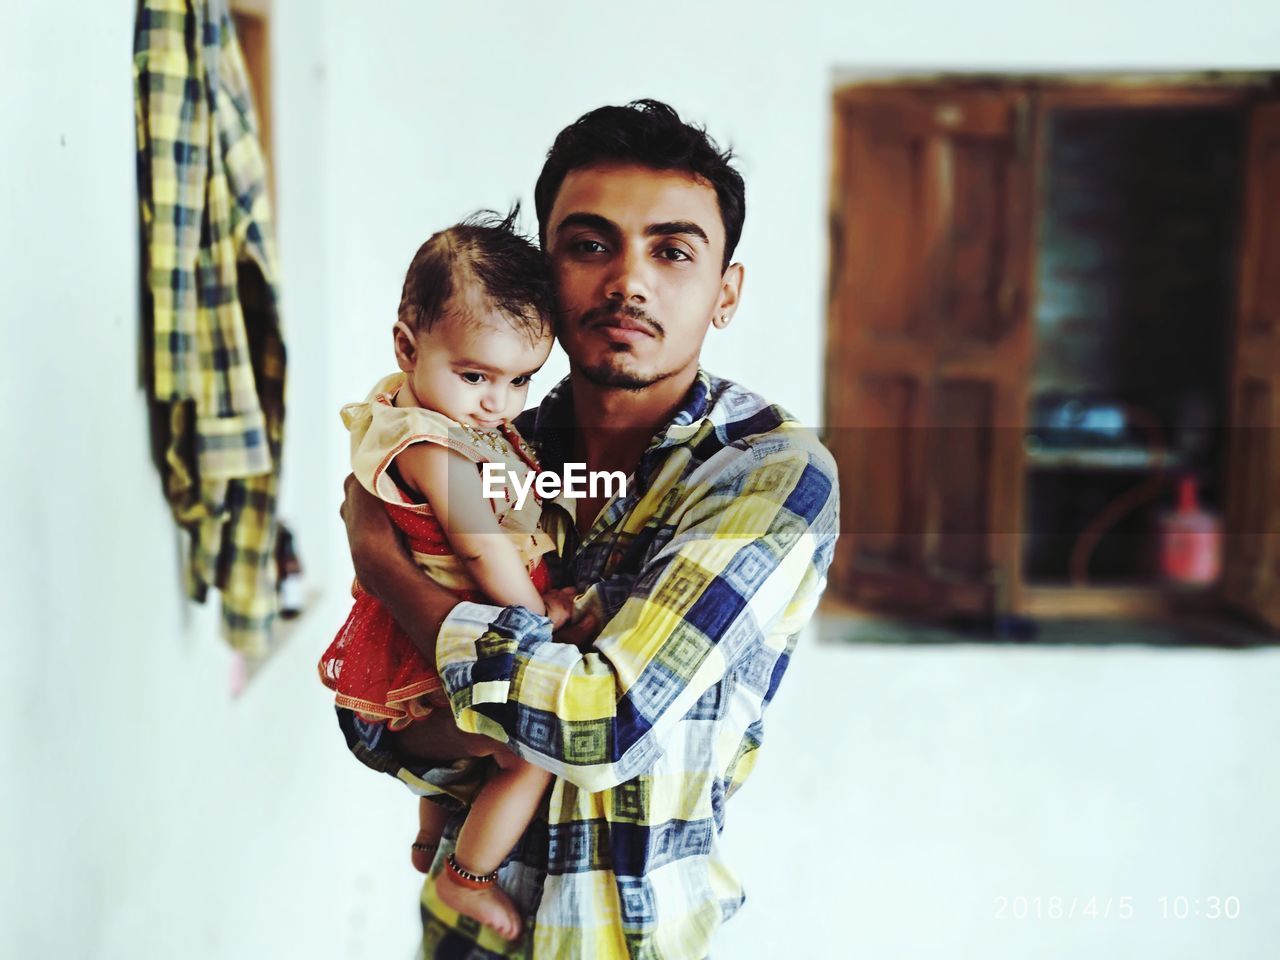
[716,629,1280,960]
[0,1,381,956]
[320,0,1279,431]
[4,0,1279,958]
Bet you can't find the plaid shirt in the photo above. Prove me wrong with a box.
[134,0,286,654]
[341,370,838,958]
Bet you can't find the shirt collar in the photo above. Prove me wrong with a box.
[650,367,713,450]
[527,368,715,464]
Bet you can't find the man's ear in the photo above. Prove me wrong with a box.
[392,321,418,372]
[712,263,744,329]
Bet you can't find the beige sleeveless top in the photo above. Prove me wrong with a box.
[342,373,555,594]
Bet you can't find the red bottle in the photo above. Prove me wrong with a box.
[1158,476,1222,586]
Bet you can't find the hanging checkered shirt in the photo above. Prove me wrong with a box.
[134,0,285,654]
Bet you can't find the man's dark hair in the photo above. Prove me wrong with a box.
[398,206,554,342]
[534,99,746,272]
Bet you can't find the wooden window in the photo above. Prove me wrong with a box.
[231,0,274,203]
[827,76,1280,631]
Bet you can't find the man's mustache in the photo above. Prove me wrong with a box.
[576,302,663,338]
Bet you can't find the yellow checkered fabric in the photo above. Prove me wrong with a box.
[339,371,839,958]
[134,0,285,654]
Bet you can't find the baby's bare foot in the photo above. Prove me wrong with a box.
[412,798,448,873]
[436,867,522,940]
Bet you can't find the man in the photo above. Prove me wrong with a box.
[340,100,839,959]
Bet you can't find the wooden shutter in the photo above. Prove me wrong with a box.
[1223,101,1280,630]
[231,1,274,204]
[827,88,1035,616]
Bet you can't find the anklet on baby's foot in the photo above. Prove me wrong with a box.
[445,853,499,889]
[411,840,439,873]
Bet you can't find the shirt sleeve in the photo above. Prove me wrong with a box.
[434,438,839,793]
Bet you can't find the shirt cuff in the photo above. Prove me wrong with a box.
[436,600,554,738]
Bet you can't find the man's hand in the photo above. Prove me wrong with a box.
[390,704,508,765]
[541,586,601,647]
[339,473,458,667]
[340,473,401,593]
[554,604,601,651]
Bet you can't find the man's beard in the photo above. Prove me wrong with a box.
[578,356,676,391]
[568,302,674,392]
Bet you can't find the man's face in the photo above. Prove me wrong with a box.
[546,163,737,390]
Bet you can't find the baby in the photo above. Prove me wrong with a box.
[319,211,573,940]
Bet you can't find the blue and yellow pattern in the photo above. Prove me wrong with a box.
[342,370,838,958]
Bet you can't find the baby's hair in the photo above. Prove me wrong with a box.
[398,206,555,344]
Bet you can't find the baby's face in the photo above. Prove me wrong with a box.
[406,303,553,429]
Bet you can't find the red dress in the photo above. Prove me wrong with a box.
[318,374,555,731]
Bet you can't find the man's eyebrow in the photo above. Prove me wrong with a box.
[645,220,710,245]
[552,212,619,238]
[552,213,710,246]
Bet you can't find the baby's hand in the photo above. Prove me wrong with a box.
[541,587,577,631]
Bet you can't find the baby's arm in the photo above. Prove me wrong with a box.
[396,444,549,619]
